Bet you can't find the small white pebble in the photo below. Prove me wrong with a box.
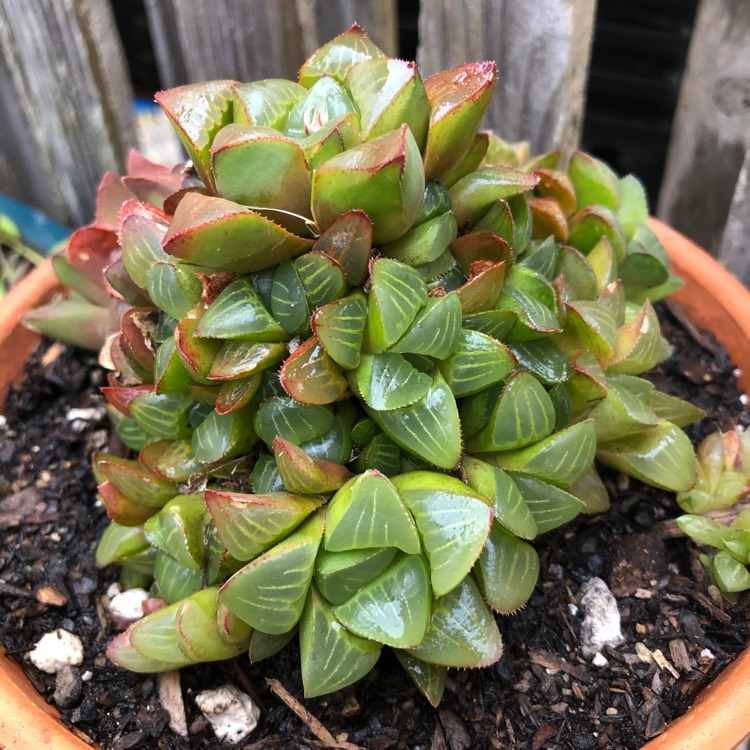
[0,414,7,429]
[699,648,715,661]
[106,582,122,599]
[740,394,748,406]
[635,642,654,663]
[195,685,260,744]
[81,670,93,682]
[28,629,84,674]
[579,577,624,658]
[592,652,609,668]
[49,532,61,542]
[733,368,742,378]
[108,588,150,624]
[567,603,579,617]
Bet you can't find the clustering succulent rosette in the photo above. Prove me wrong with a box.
[676,429,750,593]
[26,26,704,704]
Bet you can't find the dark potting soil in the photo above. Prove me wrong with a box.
[1,305,749,750]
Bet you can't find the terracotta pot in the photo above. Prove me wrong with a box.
[0,225,748,749]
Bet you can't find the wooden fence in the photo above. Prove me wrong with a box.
[0,0,748,283]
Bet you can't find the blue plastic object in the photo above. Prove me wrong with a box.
[0,194,70,254]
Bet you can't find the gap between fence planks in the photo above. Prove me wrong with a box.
[417,0,597,156]
[658,0,750,274]
[0,0,135,226]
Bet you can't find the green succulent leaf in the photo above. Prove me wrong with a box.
[346,58,429,148]
[156,80,235,190]
[285,76,357,139]
[438,329,515,397]
[712,552,750,592]
[154,338,194,394]
[144,494,208,569]
[298,25,385,88]
[382,212,458,266]
[568,207,625,261]
[353,353,432,411]
[608,302,671,374]
[394,651,447,708]
[271,260,310,335]
[211,124,312,223]
[462,456,537,539]
[389,293,462,359]
[568,151,620,212]
[423,62,496,181]
[205,489,324,561]
[174,307,222,382]
[365,258,427,352]
[232,78,306,129]
[353,434,401,475]
[176,588,251,662]
[509,473,584,534]
[196,278,287,341]
[109,629,190,673]
[393,472,492,596]
[295,252,349,309]
[438,131,490,188]
[280,336,349,405]
[299,584,382,698]
[208,340,288,381]
[487,420,596,489]
[456,261,507,314]
[462,309,517,341]
[314,547,398,605]
[119,201,170,290]
[324,470,421,554]
[96,522,150,566]
[334,554,431,648]
[130,391,194,440]
[507,339,570,385]
[467,371,555,453]
[248,627,298,663]
[311,292,367,370]
[216,374,263,415]
[254,397,334,448]
[597,421,697,492]
[311,125,426,244]
[372,373,461,470]
[568,467,611,514]
[153,550,203,603]
[163,193,314,272]
[192,406,257,463]
[146,261,203,322]
[219,512,323,633]
[140,439,203,483]
[312,210,372,286]
[564,301,617,365]
[587,380,660,441]
[451,230,513,276]
[409,576,503,668]
[252,454,285,494]
[94,452,177,509]
[273,437,352,494]
[475,525,540,613]
[449,167,538,227]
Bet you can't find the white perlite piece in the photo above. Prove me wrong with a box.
[108,588,149,624]
[579,577,624,658]
[195,685,260,744]
[592,652,609,668]
[28,629,84,674]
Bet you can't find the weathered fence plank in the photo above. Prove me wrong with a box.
[657,0,750,259]
[143,0,397,88]
[0,0,135,226]
[718,147,750,285]
[417,0,597,155]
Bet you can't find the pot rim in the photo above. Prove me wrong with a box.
[0,224,748,750]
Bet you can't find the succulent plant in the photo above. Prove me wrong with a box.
[27,26,704,704]
[676,429,750,593]
[0,215,46,297]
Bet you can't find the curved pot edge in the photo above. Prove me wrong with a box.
[0,260,59,412]
[0,232,748,750]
